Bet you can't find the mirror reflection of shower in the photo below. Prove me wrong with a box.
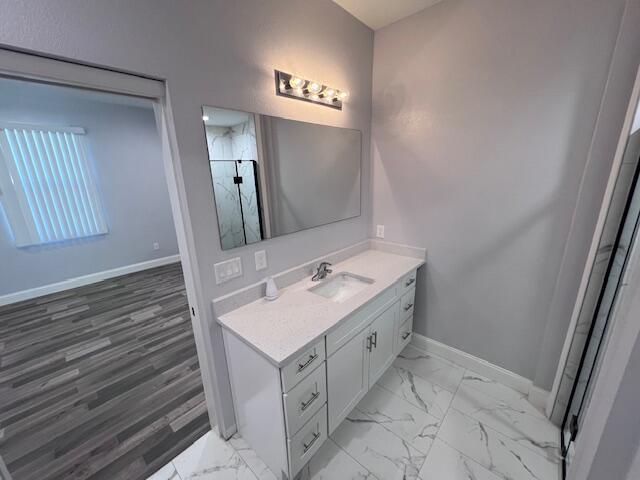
[202,106,362,251]
[203,110,263,250]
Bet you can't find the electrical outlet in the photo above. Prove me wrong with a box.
[214,257,243,284]
[153,242,160,250]
[255,250,268,271]
[376,224,385,238]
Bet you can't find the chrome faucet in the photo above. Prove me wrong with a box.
[311,262,332,281]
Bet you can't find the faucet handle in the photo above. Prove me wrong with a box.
[317,261,332,271]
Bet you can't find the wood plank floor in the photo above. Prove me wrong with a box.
[0,262,210,480]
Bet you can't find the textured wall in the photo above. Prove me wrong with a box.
[0,78,179,296]
[371,0,628,386]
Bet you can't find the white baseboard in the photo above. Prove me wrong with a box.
[411,334,549,412]
[0,254,181,306]
[527,384,551,412]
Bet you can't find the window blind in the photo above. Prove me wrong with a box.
[0,123,108,247]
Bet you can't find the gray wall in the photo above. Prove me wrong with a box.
[0,78,179,296]
[371,0,629,386]
[0,0,374,431]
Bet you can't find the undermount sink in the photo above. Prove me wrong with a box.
[308,272,375,302]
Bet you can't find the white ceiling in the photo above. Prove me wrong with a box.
[333,0,443,30]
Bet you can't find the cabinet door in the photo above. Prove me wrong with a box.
[368,302,398,385]
[327,327,370,434]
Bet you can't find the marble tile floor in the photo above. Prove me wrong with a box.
[148,343,561,480]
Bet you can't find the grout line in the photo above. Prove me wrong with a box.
[352,400,431,458]
[171,461,183,480]
[374,370,453,420]
[441,378,563,468]
[222,433,267,480]
[440,404,563,470]
[393,343,467,473]
[326,438,381,480]
[409,344,561,476]
[431,435,504,480]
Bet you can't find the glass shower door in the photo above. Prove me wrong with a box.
[210,160,262,250]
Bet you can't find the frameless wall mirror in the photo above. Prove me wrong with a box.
[202,106,362,250]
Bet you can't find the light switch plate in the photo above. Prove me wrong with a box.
[214,257,243,284]
[255,250,268,271]
[376,224,385,238]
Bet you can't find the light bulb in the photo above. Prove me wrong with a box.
[322,87,335,99]
[289,76,305,89]
[308,81,322,94]
[338,90,349,100]
[202,115,210,121]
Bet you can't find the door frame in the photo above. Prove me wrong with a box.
[0,48,233,437]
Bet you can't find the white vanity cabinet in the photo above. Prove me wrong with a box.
[327,301,398,432]
[326,271,417,433]
[222,264,419,480]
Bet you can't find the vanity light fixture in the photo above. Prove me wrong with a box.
[275,70,347,110]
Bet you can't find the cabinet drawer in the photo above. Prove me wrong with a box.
[326,286,397,356]
[400,269,417,292]
[400,287,415,319]
[288,404,327,478]
[396,315,414,353]
[281,340,325,393]
[283,362,326,437]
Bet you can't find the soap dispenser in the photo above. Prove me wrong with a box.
[265,276,279,301]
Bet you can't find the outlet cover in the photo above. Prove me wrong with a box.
[153,242,160,250]
[214,257,243,284]
[376,225,385,238]
[255,250,268,271]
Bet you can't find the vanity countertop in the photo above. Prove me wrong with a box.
[217,249,424,366]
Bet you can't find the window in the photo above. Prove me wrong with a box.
[0,123,108,247]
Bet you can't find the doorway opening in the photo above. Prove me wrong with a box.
[0,69,211,479]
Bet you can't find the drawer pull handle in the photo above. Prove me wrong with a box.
[300,391,320,411]
[366,335,373,352]
[297,353,318,372]
[371,331,378,348]
[405,278,415,287]
[302,431,321,453]
[401,331,411,340]
[404,303,414,311]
